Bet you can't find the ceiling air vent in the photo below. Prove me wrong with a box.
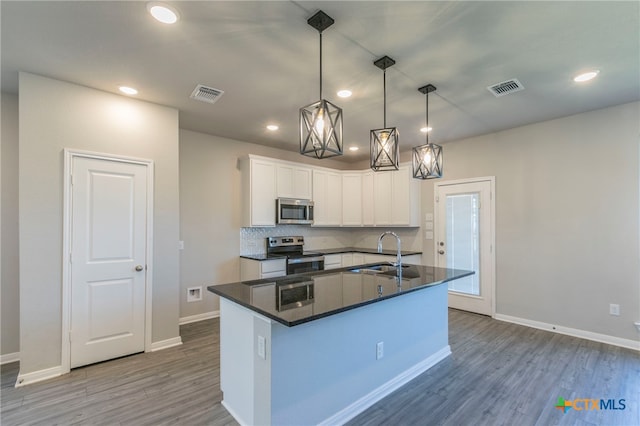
[487,79,524,97]
[190,84,224,104]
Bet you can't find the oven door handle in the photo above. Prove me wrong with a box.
[287,256,325,264]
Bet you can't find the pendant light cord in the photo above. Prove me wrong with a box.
[319,32,323,100]
[383,69,387,127]
[425,92,429,145]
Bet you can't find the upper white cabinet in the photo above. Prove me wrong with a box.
[372,166,419,227]
[373,172,393,226]
[312,169,342,226]
[361,172,375,226]
[241,155,419,228]
[391,166,420,227]
[342,173,362,226]
[276,164,312,200]
[240,156,276,227]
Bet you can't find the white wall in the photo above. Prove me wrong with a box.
[1,93,20,359]
[421,101,640,342]
[18,73,181,374]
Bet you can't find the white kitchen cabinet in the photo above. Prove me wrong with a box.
[361,172,375,226]
[276,164,312,200]
[324,254,342,270]
[402,254,423,265]
[391,166,420,226]
[371,166,420,227]
[240,257,286,280]
[240,156,276,227]
[373,172,392,225]
[312,169,342,226]
[342,173,362,226]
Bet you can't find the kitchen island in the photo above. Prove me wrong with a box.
[208,263,473,426]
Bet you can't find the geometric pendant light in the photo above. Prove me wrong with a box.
[412,84,443,179]
[300,10,343,159]
[370,55,399,171]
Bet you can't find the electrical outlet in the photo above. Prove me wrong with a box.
[634,322,640,332]
[187,286,202,302]
[609,303,620,316]
[178,240,184,250]
[376,342,384,360]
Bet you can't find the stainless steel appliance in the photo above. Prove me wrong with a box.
[276,277,314,311]
[276,198,314,225]
[266,236,324,275]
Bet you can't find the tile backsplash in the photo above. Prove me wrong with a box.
[240,226,420,255]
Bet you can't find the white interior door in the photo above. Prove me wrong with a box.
[435,178,495,316]
[70,156,148,368]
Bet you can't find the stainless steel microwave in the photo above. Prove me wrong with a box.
[276,198,314,225]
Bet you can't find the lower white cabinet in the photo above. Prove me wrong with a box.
[240,258,286,281]
[324,254,342,270]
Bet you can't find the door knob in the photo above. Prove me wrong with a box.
[438,250,445,255]
[135,265,144,272]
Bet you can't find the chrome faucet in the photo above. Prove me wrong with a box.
[377,231,402,268]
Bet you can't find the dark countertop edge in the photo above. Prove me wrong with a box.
[320,247,422,256]
[207,264,474,328]
[240,248,422,261]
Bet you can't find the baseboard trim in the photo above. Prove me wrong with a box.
[0,352,20,365]
[149,336,183,352]
[222,400,250,426]
[15,365,63,387]
[495,314,640,351]
[179,310,220,325]
[318,345,452,426]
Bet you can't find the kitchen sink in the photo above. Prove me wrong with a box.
[348,263,408,275]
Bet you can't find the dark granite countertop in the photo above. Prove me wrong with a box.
[208,263,473,327]
[240,247,422,261]
[320,247,422,256]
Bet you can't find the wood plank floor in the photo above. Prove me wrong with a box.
[2,309,638,425]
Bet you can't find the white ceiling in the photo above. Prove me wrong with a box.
[2,1,639,163]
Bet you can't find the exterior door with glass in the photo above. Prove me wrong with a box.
[435,178,495,316]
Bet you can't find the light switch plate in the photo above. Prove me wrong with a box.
[425,221,434,230]
[425,231,434,240]
[425,213,433,221]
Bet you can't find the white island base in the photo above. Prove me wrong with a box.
[219,283,450,426]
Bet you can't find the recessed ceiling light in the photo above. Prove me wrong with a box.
[266,124,279,131]
[420,126,432,133]
[119,86,138,95]
[147,2,180,24]
[574,70,599,82]
[348,146,359,151]
[337,90,352,98]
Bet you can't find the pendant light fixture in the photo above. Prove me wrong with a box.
[300,10,343,159]
[370,55,399,171]
[412,84,443,179]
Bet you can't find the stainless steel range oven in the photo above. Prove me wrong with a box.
[266,236,324,275]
